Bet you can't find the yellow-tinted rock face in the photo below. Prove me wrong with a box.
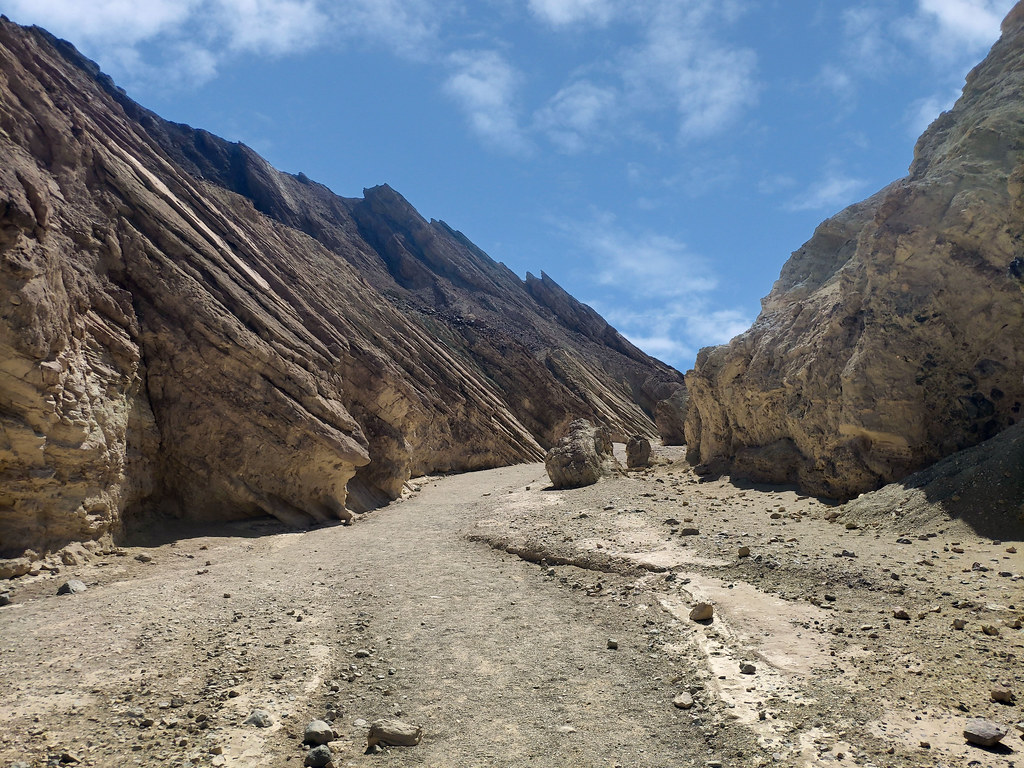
[0,20,683,557]
[685,5,1024,499]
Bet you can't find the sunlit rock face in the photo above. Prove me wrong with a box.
[684,4,1024,498]
[0,19,683,557]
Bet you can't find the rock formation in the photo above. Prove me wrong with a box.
[0,19,683,559]
[625,435,651,468]
[685,2,1024,498]
[544,419,616,489]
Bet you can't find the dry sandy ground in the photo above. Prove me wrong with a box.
[1,446,1022,768]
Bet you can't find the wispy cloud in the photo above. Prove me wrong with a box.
[5,0,439,86]
[621,1,758,142]
[444,49,531,155]
[908,0,1015,56]
[786,172,868,212]
[527,0,613,27]
[534,80,617,153]
[551,212,753,368]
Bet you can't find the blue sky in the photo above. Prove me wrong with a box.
[5,0,1016,370]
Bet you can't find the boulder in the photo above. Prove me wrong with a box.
[626,435,652,468]
[545,420,615,489]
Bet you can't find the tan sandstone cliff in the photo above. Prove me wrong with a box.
[0,19,683,560]
[685,2,1024,498]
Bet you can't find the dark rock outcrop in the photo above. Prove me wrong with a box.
[0,19,683,558]
[544,419,616,489]
[685,2,1024,498]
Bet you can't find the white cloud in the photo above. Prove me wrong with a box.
[534,80,617,153]
[527,0,613,27]
[786,172,868,212]
[5,0,440,86]
[621,1,758,141]
[444,50,531,155]
[549,211,753,369]
[912,0,1015,54]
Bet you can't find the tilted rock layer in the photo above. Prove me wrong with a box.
[0,19,683,557]
[685,3,1024,498]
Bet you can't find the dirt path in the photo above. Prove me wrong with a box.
[0,463,750,767]
[1,453,1022,768]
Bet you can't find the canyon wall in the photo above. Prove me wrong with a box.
[0,19,683,558]
[685,3,1024,498]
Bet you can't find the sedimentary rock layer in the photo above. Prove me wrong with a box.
[685,3,1024,498]
[0,19,683,557]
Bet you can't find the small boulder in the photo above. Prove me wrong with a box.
[963,718,1007,747]
[545,420,615,489]
[56,580,87,595]
[304,719,335,745]
[304,745,332,767]
[366,718,422,749]
[625,435,652,468]
[0,592,11,606]
[991,687,1015,704]
[689,602,714,622]
[672,692,694,710]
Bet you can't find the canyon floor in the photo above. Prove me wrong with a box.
[1,446,1022,768]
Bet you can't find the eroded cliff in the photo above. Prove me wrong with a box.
[685,3,1024,498]
[0,19,683,558]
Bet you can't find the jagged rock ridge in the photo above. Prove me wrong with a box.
[0,19,684,558]
[685,2,1024,499]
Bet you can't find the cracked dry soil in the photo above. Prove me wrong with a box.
[1,446,1022,768]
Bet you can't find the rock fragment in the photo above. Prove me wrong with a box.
[243,709,273,728]
[366,719,422,749]
[991,687,1015,704]
[893,608,911,620]
[689,603,714,622]
[963,719,1007,747]
[56,580,87,595]
[673,692,694,709]
[737,546,750,558]
[304,745,332,767]
[304,720,335,745]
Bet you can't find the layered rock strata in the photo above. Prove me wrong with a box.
[0,19,683,557]
[685,3,1024,498]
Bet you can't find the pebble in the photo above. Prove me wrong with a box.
[689,603,714,622]
[607,639,619,650]
[739,662,756,675]
[56,580,87,595]
[981,624,1000,636]
[304,719,334,745]
[0,592,10,606]
[953,618,967,630]
[243,709,273,728]
[737,546,750,558]
[680,528,699,536]
[354,649,371,658]
[963,718,1007,747]
[304,745,332,767]
[893,608,911,620]
[673,692,694,710]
